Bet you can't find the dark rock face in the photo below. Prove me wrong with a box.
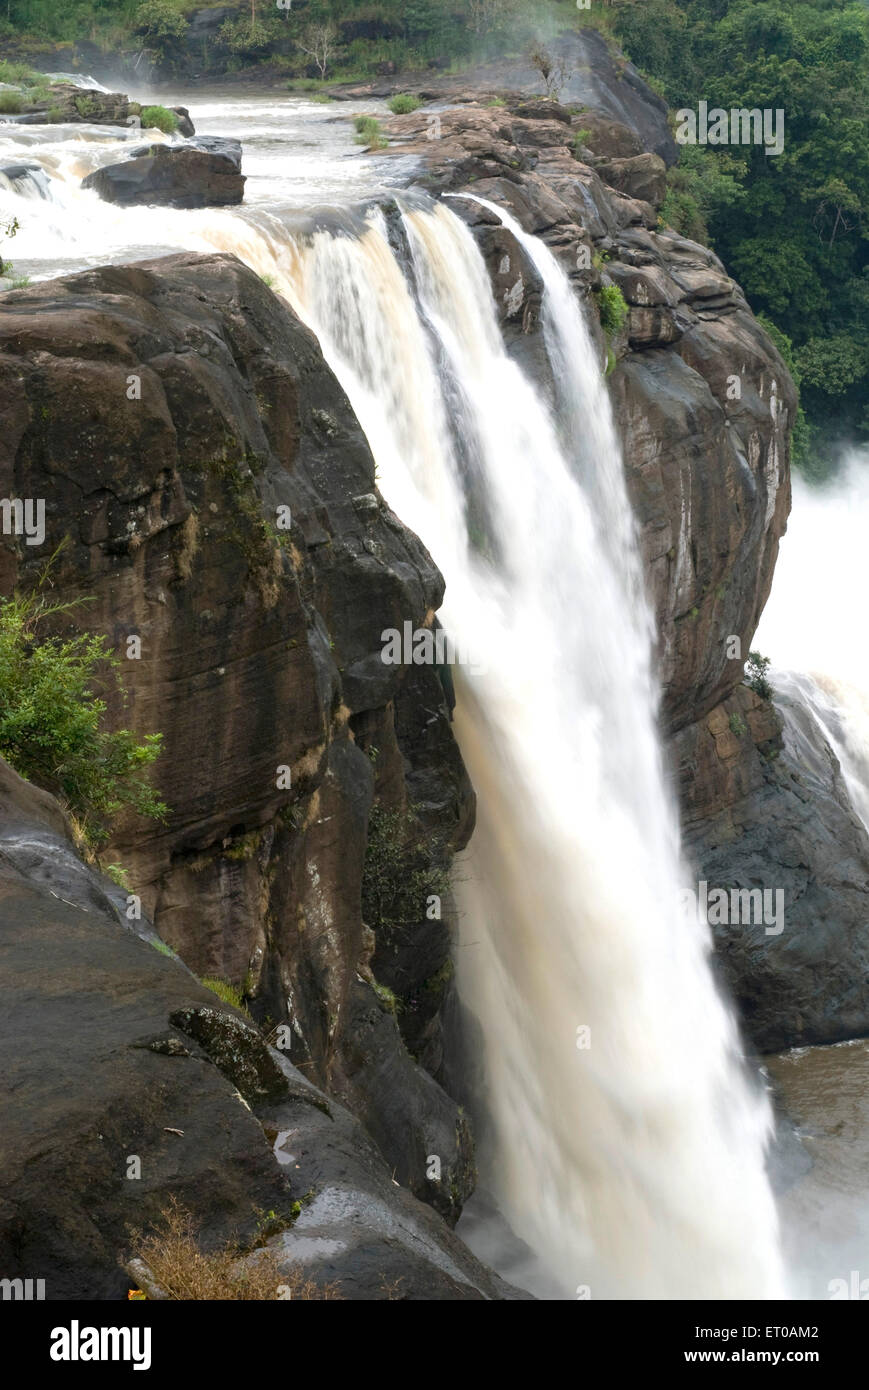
[674,678,869,1050]
[82,139,244,208]
[0,252,475,1223]
[0,757,520,1300]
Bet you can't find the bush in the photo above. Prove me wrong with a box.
[388,93,421,114]
[353,114,387,148]
[0,563,168,845]
[0,91,23,114]
[139,104,179,134]
[745,651,772,701]
[594,282,628,337]
[0,60,38,85]
[361,804,450,936]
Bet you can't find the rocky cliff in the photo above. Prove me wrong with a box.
[0,253,478,1252]
[2,44,868,1299]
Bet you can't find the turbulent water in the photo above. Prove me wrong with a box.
[0,91,793,1299]
[755,454,869,1298]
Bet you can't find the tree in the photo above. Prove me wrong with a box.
[296,21,336,80]
[529,44,572,101]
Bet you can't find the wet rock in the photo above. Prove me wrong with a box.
[169,1005,290,1104]
[675,679,869,1050]
[0,754,520,1299]
[82,138,244,208]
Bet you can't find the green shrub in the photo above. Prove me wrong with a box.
[594,282,628,337]
[388,93,421,114]
[139,104,179,134]
[0,60,38,85]
[0,92,23,114]
[728,712,748,737]
[745,651,773,701]
[73,93,101,119]
[0,562,168,845]
[361,804,450,936]
[353,114,387,148]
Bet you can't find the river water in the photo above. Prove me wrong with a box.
[0,85,865,1301]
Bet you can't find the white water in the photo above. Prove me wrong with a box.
[754,451,869,1296]
[0,93,786,1298]
[756,452,869,836]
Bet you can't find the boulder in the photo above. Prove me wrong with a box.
[82,138,244,208]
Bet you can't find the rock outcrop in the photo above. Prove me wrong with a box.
[83,137,243,208]
[675,675,869,1050]
[0,756,521,1300]
[1,82,136,126]
[0,253,475,1229]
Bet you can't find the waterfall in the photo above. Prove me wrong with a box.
[756,453,869,835]
[279,201,784,1299]
[0,104,786,1293]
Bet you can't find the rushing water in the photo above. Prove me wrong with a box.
[0,91,795,1298]
[755,454,869,1298]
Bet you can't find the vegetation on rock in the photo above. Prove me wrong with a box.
[0,559,167,845]
[130,1197,340,1300]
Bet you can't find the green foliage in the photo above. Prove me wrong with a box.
[659,144,746,245]
[353,114,387,148]
[0,559,168,845]
[0,60,34,83]
[104,861,131,889]
[745,650,773,701]
[73,93,101,119]
[594,282,628,337]
[361,803,450,936]
[133,0,188,60]
[200,976,249,1013]
[0,91,23,114]
[139,104,179,134]
[388,92,421,114]
[613,0,869,449]
[728,711,748,737]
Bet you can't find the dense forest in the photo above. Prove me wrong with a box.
[2,0,867,468]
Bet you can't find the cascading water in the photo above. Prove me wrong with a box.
[278,202,784,1299]
[756,452,869,837]
[0,100,786,1297]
